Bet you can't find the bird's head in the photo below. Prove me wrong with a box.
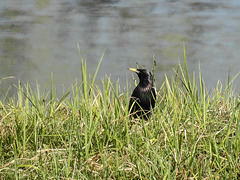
[128,68,153,87]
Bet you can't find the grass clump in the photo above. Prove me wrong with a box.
[0,47,240,179]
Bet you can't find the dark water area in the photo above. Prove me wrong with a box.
[1,0,240,97]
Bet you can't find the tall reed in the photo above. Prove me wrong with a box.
[0,46,239,179]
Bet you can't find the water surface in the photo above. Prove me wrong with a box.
[1,0,240,96]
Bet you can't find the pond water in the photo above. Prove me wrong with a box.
[1,0,240,97]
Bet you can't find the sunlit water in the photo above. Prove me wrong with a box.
[1,0,240,97]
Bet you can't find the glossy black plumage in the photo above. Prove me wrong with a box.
[128,68,156,119]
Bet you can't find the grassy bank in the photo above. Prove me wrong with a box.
[0,48,240,179]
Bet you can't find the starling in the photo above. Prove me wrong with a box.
[128,68,156,119]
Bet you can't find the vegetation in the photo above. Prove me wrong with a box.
[0,47,240,179]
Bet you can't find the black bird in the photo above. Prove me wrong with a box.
[128,68,156,119]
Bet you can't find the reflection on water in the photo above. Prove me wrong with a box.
[1,0,240,97]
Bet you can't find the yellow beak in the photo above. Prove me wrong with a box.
[128,68,139,73]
